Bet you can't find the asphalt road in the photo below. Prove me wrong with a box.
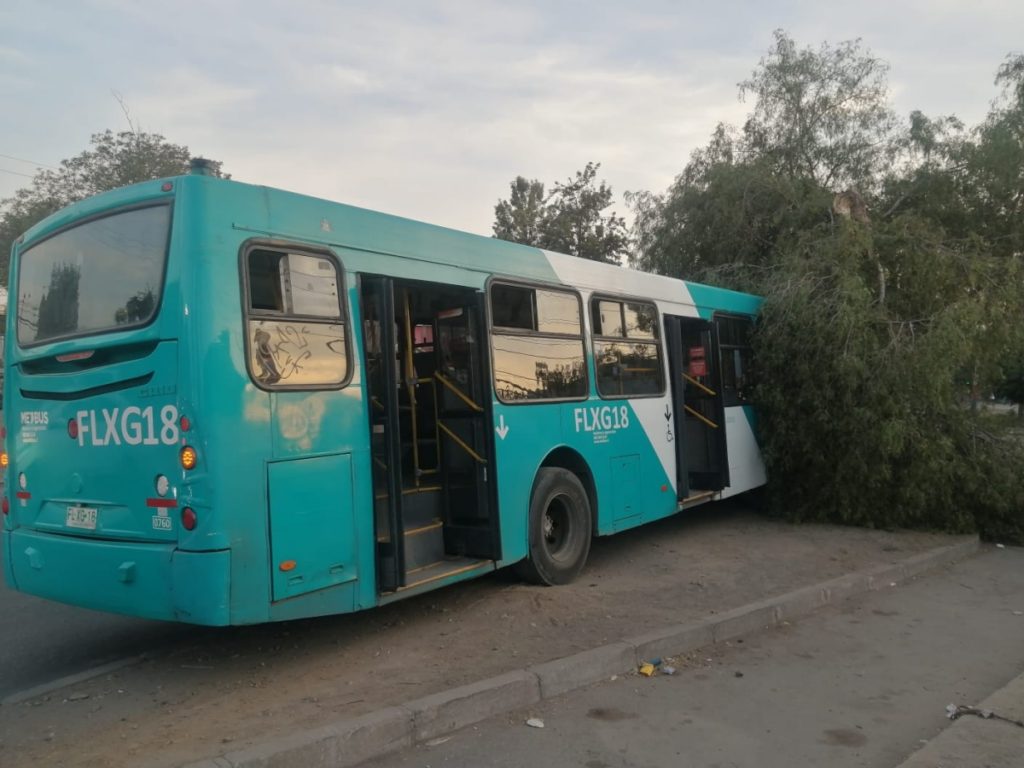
[365,546,1024,768]
[0,541,191,701]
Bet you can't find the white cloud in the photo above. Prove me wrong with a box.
[125,68,259,131]
[2,0,1022,237]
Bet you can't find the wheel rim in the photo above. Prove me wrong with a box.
[541,494,574,562]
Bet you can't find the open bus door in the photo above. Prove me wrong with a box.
[361,276,499,595]
[433,293,501,561]
[665,315,729,499]
[361,276,404,592]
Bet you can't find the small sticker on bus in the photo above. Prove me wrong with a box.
[152,515,173,531]
[20,411,50,444]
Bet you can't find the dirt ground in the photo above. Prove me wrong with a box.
[0,501,966,768]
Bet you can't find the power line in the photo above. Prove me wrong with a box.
[0,166,36,179]
[0,152,58,170]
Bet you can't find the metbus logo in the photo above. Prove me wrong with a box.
[74,405,180,447]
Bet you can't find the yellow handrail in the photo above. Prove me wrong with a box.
[438,421,487,464]
[682,372,717,396]
[684,404,718,429]
[402,290,420,487]
[434,371,484,412]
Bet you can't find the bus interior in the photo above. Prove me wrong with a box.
[360,277,500,594]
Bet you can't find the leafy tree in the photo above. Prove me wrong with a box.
[739,30,898,190]
[493,162,628,264]
[1,130,226,283]
[631,31,1024,543]
[995,348,1024,418]
[959,54,1024,260]
[628,156,829,285]
[631,32,902,283]
[541,163,628,263]
[493,176,546,247]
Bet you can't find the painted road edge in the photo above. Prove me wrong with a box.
[180,537,980,768]
[1,655,144,707]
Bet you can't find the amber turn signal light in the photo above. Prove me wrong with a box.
[180,445,198,470]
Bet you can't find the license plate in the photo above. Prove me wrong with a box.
[66,505,98,530]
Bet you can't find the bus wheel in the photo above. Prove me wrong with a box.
[517,468,592,586]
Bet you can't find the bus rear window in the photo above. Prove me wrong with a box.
[17,205,170,346]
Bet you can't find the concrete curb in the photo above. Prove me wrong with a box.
[181,536,980,768]
[894,665,1024,767]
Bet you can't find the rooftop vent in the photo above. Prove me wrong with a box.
[189,157,217,177]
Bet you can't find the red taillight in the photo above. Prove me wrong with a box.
[180,416,191,432]
[2,497,9,515]
[181,507,197,531]
[68,419,79,439]
[56,350,95,363]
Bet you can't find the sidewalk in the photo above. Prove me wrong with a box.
[362,545,1024,768]
[896,662,1024,767]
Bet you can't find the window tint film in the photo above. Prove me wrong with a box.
[248,250,341,318]
[593,300,623,337]
[623,302,658,339]
[490,283,534,330]
[287,252,340,317]
[17,205,170,345]
[535,289,581,335]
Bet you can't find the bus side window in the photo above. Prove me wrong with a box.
[243,247,349,389]
[715,314,753,405]
[489,282,587,403]
[248,250,286,312]
[591,297,664,398]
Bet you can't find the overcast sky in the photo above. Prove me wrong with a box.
[1,1,1021,236]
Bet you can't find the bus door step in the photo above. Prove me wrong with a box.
[678,490,717,509]
[402,519,445,571]
[400,556,491,592]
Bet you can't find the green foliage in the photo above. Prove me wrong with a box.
[630,31,897,282]
[753,220,1020,540]
[632,31,1024,542]
[0,130,226,284]
[739,30,898,189]
[629,156,831,284]
[493,176,546,247]
[493,162,628,264]
[995,346,1024,413]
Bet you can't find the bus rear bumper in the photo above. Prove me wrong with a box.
[3,528,231,626]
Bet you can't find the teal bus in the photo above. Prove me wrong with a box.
[2,163,764,625]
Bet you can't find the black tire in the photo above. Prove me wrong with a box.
[516,467,592,585]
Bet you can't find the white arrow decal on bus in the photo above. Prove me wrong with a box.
[495,415,510,440]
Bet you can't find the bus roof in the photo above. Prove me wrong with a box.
[15,173,761,316]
